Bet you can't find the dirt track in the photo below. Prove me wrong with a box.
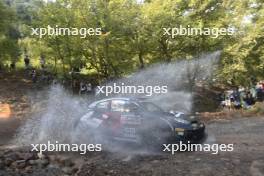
[75,116,264,176]
[1,115,264,176]
[0,73,264,176]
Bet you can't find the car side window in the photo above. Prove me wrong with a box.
[95,101,109,111]
[111,100,126,112]
[111,100,139,113]
[125,103,140,113]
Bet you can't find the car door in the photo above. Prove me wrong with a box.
[111,100,142,140]
[78,101,110,131]
[92,101,111,129]
[109,100,125,136]
[94,101,110,117]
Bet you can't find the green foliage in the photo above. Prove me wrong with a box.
[1,0,263,85]
[220,0,264,86]
[0,0,19,63]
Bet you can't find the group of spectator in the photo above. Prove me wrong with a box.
[24,54,51,83]
[79,82,93,95]
[220,82,264,110]
[20,53,54,85]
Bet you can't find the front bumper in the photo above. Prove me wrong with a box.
[173,124,206,143]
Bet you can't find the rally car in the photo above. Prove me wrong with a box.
[74,97,205,148]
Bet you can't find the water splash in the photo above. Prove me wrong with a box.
[14,51,220,147]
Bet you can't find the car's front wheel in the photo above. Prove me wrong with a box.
[140,128,171,152]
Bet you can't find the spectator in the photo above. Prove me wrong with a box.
[40,54,45,69]
[250,86,257,99]
[79,82,86,95]
[243,92,255,107]
[52,79,58,85]
[10,62,15,70]
[31,69,37,83]
[231,88,242,109]
[24,55,30,69]
[86,83,92,94]
[256,84,263,102]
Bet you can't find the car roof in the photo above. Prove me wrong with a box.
[88,97,148,108]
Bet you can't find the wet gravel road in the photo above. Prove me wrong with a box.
[1,116,264,176]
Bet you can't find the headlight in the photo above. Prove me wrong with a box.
[192,123,198,128]
[174,118,190,124]
[177,131,184,136]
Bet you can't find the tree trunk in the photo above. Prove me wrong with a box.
[138,50,144,69]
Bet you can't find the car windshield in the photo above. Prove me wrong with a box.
[140,102,164,113]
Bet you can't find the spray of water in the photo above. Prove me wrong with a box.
[14,51,220,151]
[103,51,221,112]
[14,86,90,145]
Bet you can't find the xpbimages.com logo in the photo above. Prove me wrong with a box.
[163,25,235,39]
[31,141,102,155]
[31,25,102,38]
[163,141,234,154]
[96,83,168,96]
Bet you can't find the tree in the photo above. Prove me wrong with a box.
[0,0,20,66]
